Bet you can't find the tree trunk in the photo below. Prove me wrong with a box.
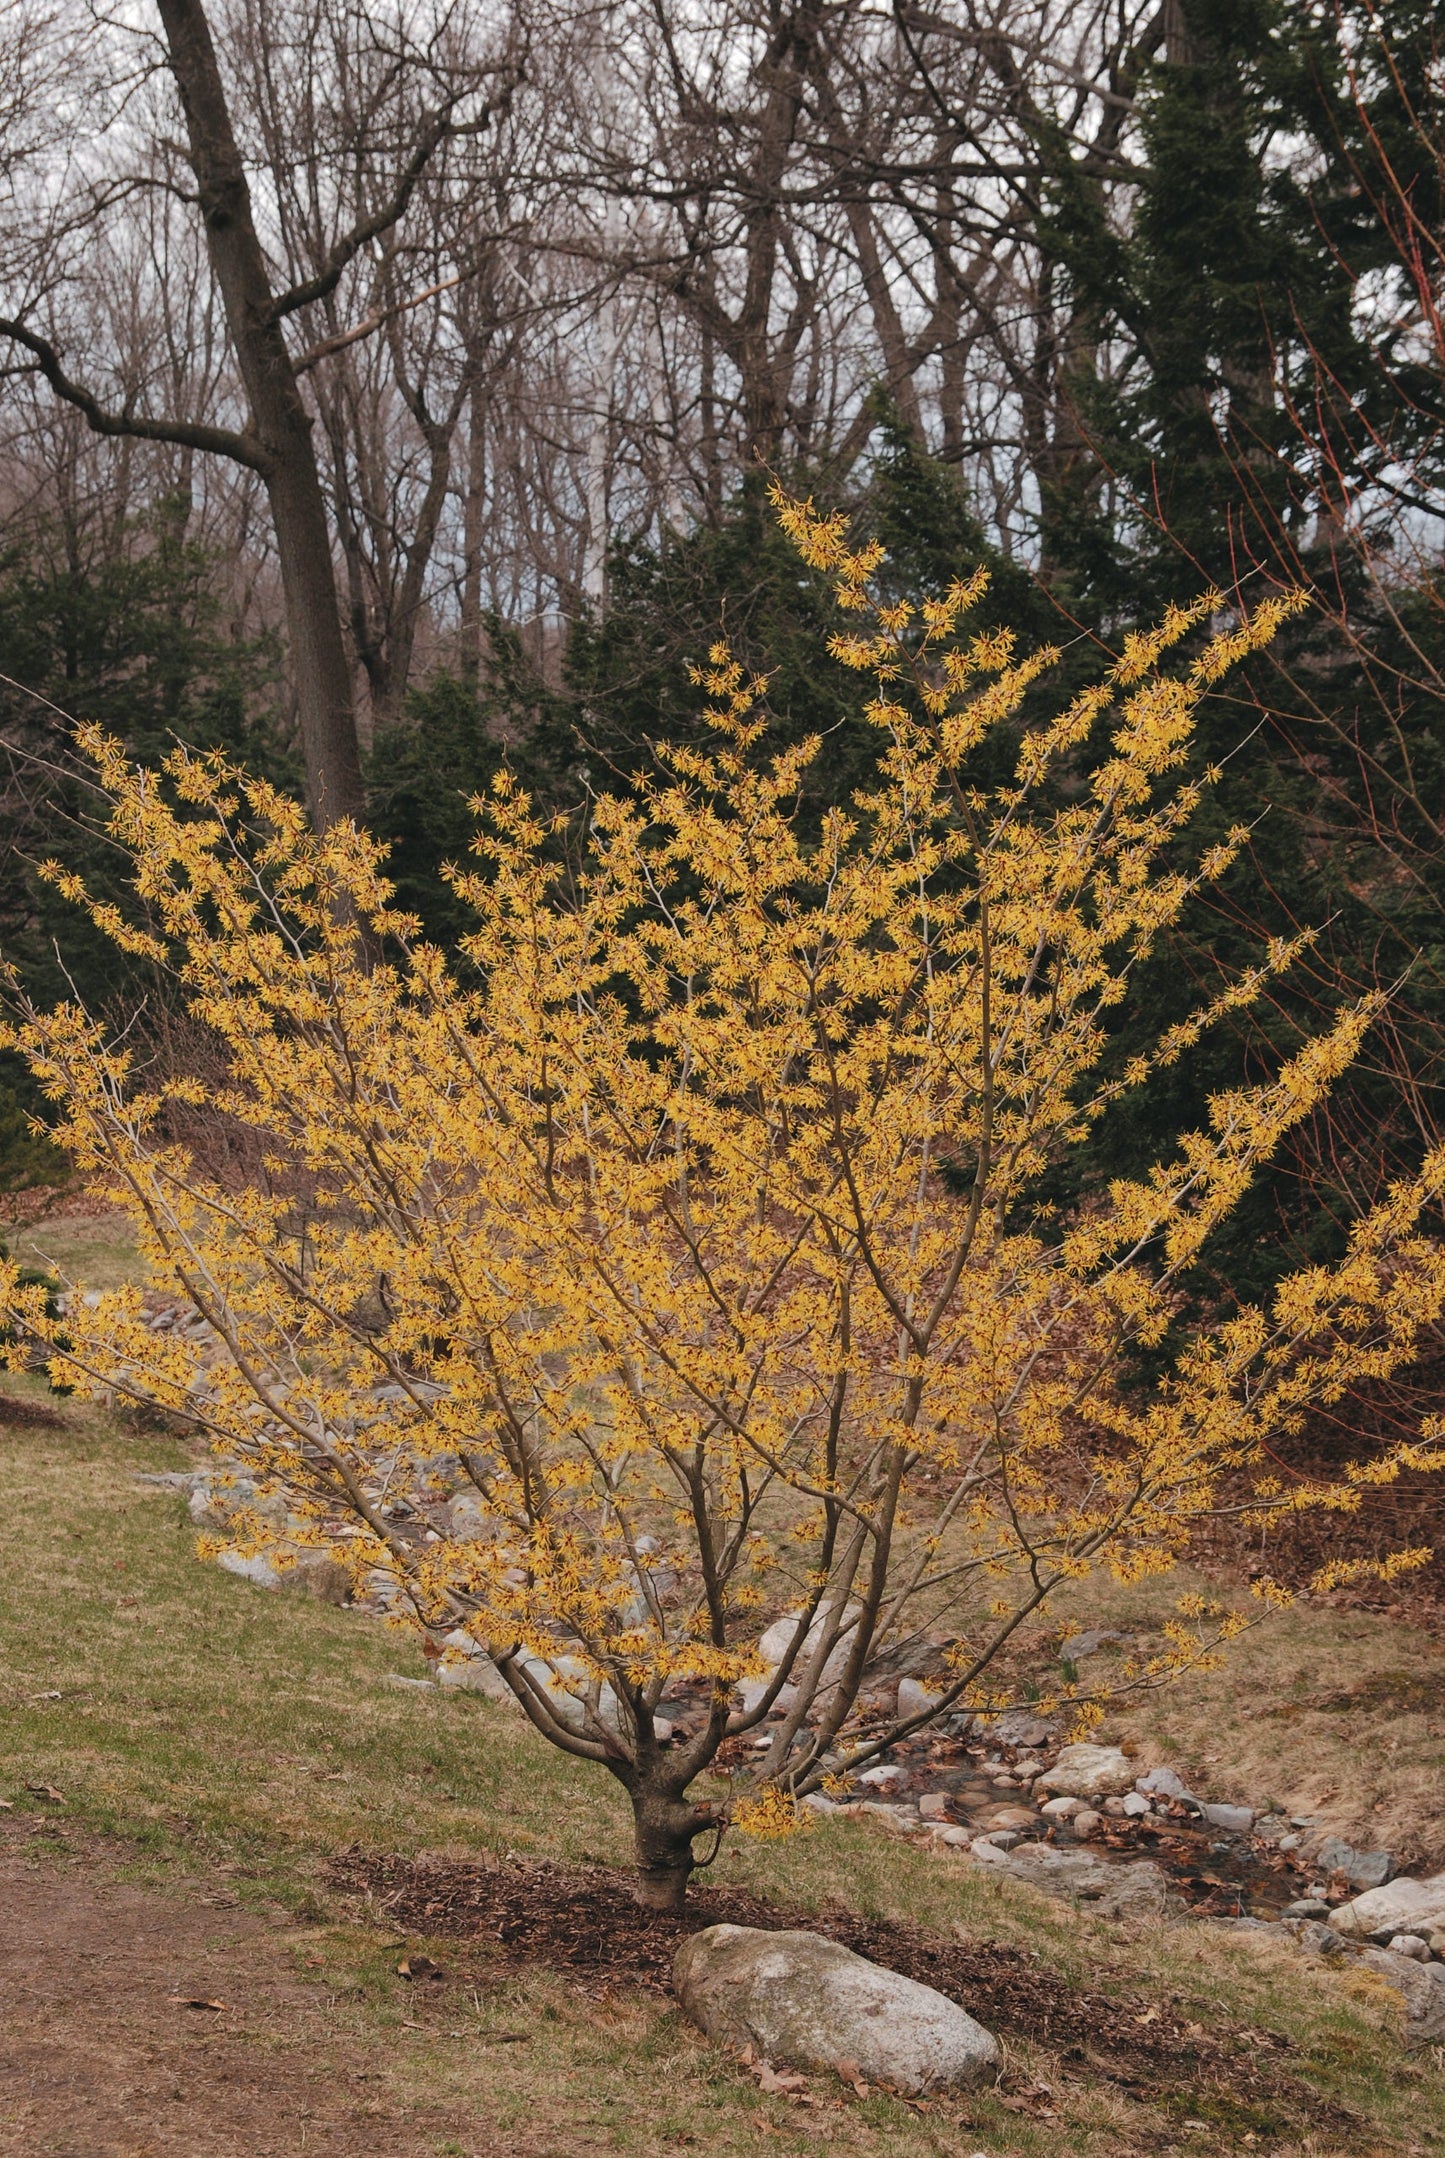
[629,1781,716,1914]
[154,0,366,832]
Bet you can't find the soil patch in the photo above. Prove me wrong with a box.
[330,1846,1358,2131]
[0,1824,508,2157]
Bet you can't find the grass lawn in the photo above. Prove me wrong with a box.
[0,1369,1441,2157]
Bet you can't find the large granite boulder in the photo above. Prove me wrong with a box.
[673,1924,998,2094]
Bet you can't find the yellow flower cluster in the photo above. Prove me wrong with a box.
[3,494,1441,1874]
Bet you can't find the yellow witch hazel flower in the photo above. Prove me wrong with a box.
[3,491,1443,1912]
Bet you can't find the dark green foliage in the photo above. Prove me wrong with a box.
[365,671,506,950]
[0,497,288,1189]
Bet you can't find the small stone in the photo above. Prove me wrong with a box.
[1284,1898,1331,1918]
[967,1837,1016,1866]
[1103,1796,1129,1818]
[1040,1795,1083,1820]
[856,1763,906,1789]
[897,1676,943,1720]
[801,1792,838,1815]
[934,1825,974,1848]
[1135,1766,1191,1802]
[1200,1802,1253,1836]
[976,1829,1022,1851]
[1315,1836,1393,1891]
[918,1792,951,1820]
[382,1673,436,1691]
[1120,1791,1150,1818]
[1071,1808,1102,1838]
[1277,1833,1301,1852]
[981,1804,1036,1832]
[1387,1934,1431,1962]
[1068,1627,1130,1658]
[673,1925,999,2093]
[857,1802,918,1833]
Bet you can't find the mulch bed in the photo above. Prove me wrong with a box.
[0,1390,70,1431]
[328,1847,1358,2128]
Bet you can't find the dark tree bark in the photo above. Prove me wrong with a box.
[153,0,365,829]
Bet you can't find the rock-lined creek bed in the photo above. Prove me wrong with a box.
[131,1426,1445,2050]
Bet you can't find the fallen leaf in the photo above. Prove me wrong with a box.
[0,1800,12,1812]
[396,1954,445,1981]
[1136,2007,1160,2025]
[26,1783,65,1803]
[168,1996,226,2012]
[27,1690,62,1701]
[754,2061,808,2096]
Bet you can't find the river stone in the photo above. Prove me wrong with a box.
[756,1604,861,1687]
[1034,1743,1134,1801]
[897,1676,942,1720]
[673,1925,998,2093]
[217,1549,281,1589]
[1315,1836,1394,1890]
[1200,1802,1253,1836]
[1329,1873,1445,1942]
[1357,1948,1445,2045]
[1000,1843,1172,1919]
[1136,1767,1193,1803]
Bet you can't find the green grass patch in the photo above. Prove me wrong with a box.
[0,1376,1439,2155]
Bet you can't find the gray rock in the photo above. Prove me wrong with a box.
[1357,1949,1445,2045]
[1200,1802,1253,1836]
[756,1603,861,1687]
[1284,1898,1331,1919]
[1315,1837,1393,1890]
[981,1709,1059,1749]
[897,1677,942,1720]
[1002,1843,1172,1920]
[281,1548,351,1605]
[673,1924,998,2093]
[1330,1873,1445,1942]
[1277,1916,1349,1957]
[382,1673,436,1691]
[1120,1792,1151,1818]
[1034,1743,1135,1801]
[1386,1934,1431,1962]
[437,1650,513,1701]
[1068,1629,1131,1658]
[856,1764,906,1789]
[217,1549,280,1589]
[975,1829,1023,1851]
[1135,1767,1191,1802]
[966,1835,1016,1866]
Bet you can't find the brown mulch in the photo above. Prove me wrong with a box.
[328,1847,1359,2129]
[0,1389,69,1431]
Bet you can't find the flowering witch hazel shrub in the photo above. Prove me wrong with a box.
[4,492,1444,1909]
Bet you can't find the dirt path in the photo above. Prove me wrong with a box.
[0,1827,480,2158]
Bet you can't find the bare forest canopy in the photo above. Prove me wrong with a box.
[1,0,1443,1353]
